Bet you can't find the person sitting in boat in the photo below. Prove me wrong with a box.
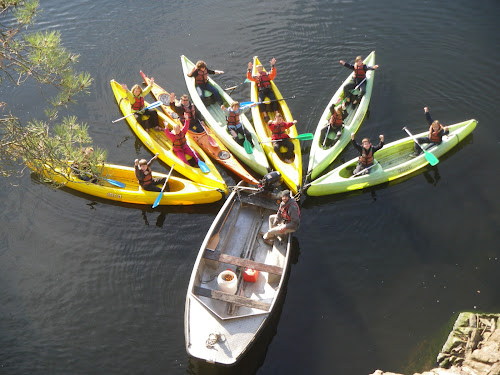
[121,80,160,132]
[71,147,98,183]
[339,55,379,108]
[411,107,449,157]
[168,92,206,133]
[351,133,384,176]
[221,101,255,148]
[262,189,300,245]
[268,113,296,161]
[187,60,224,105]
[247,58,278,123]
[163,114,201,167]
[322,103,346,147]
[134,153,169,192]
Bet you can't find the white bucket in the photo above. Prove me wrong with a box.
[217,270,238,294]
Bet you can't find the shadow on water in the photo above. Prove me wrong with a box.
[186,237,300,375]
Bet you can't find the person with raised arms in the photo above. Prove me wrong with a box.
[163,113,201,166]
[247,57,278,122]
[168,92,206,133]
[339,55,379,108]
[268,113,296,161]
[121,79,160,132]
[187,60,224,105]
[351,133,384,176]
[411,107,450,157]
[262,189,300,245]
[134,153,168,192]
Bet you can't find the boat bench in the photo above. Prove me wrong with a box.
[193,286,271,312]
[203,249,283,276]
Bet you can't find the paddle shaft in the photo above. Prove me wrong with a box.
[206,199,236,250]
[70,166,125,188]
[402,126,439,166]
[152,163,175,208]
[112,101,162,123]
[350,160,379,178]
[260,133,313,144]
[334,78,367,109]
[241,95,296,108]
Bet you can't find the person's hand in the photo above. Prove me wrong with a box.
[155,153,159,158]
[248,62,253,70]
[278,224,286,234]
[444,126,449,131]
[134,159,138,165]
[424,107,429,112]
[184,112,189,120]
[121,84,128,90]
[379,134,384,142]
[340,60,345,65]
[150,77,154,84]
[293,120,297,125]
[215,70,224,74]
[220,104,226,111]
[373,65,379,70]
[169,92,175,102]
[270,57,276,66]
[351,132,355,140]
[229,130,237,138]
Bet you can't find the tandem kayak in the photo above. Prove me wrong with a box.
[305,119,477,196]
[180,55,270,177]
[110,79,228,194]
[140,71,259,185]
[307,51,376,181]
[35,163,224,205]
[250,56,302,195]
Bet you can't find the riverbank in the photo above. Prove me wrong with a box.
[371,313,500,375]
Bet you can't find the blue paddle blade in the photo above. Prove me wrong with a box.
[152,192,163,208]
[197,160,210,173]
[105,178,125,188]
[240,101,255,107]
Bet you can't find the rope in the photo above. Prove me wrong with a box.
[206,332,225,349]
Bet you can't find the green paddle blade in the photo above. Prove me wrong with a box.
[243,138,253,154]
[424,150,439,166]
[294,133,314,141]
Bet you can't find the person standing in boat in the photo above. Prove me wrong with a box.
[268,113,296,161]
[323,103,347,147]
[247,58,279,123]
[339,56,379,108]
[134,153,169,192]
[411,107,449,157]
[187,60,224,105]
[262,189,300,244]
[163,114,201,166]
[168,92,206,133]
[221,101,255,147]
[122,80,160,132]
[351,133,384,176]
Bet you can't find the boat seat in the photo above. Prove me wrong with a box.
[203,249,283,276]
[193,286,271,312]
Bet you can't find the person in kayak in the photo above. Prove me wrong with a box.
[122,80,160,132]
[71,147,98,183]
[134,153,169,192]
[163,114,201,166]
[340,55,379,108]
[268,113,296,161]
[351,133,384,176]
[221,101,255,147]
[411,107,450,157]
[262,189,300,244]
[168,92,206,133]
[322,103,346,147]
[247,58,278,123]
[187,60,224,105]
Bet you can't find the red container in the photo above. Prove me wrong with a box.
[243,268,259,282]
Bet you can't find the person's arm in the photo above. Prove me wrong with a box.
[351,133,362,152]
[424,107,433,125]
[147,153,159,166]
[246,62,257,82]
[182,119,190,134]
[365,64,379,71]
[187,67,197,78]
[268,62,277,81]
[134,160,144,181]
[284,204,300,231]
[373,135,385,152]
[340,60,355,70]
[163,123,174,141]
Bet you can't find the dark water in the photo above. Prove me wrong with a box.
[1,1,499,374]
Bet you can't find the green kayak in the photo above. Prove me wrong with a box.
[305,119,477,196]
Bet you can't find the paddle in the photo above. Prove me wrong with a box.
[206,200,236,251]
[260,133,314,144]
[187,144,210,173]
[112,101,162,123]
[240,95,296,108]
[322,125,332,148]
[243,137,253,154]
[402,126,439,166]
[224,78,250,92]
[349,160,379,178]
[152,163,175,208]
[199,121,218,148]
[334,78,367,109]
[70,166,126,188]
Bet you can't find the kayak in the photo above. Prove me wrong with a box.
[140,71,260,185]
[110,79,228,194]
[35,163,224,205]
[305,119,477,196]
[180,55,270,177]
[250,56,302,195]
[307,51,376,181]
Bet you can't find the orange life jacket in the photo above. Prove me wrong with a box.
[329,111,343,128]
[139,166,153,185]
[182,103,196,121]
[172,132,187,149]
[227,109,240,126]
[195,68,208,85]
[359,146,374,165]
[131,95,144,111]
[353,63,366,80]
[429,124,444,143]
[280,199,301,223]
[257,72,272,90]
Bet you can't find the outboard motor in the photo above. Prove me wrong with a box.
[259,171,282,192]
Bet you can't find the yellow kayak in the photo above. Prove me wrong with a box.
[36,162,224,205]
[250,56,302,195]
[110,79,228,194]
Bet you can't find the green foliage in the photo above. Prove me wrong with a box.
[0,0,101,186]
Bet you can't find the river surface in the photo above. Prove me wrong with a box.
[1,1,499,374]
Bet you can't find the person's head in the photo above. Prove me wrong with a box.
[82,147,94,158]
[355,56,363,65]
[361,137,372,150]
[280,189,291,203]
[195,60,207,70]
[274,113,283,123]
[131,84,142,96]
[431,120,442,130]
[231,101,240,111]
[172,124,181,134]
[138,158,148,171]
[180,94,190,105]
[256,64,264,74]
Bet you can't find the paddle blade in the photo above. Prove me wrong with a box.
[106,178,125,188]
[424,151,439,166]
[240,101,255,107]
[152,192,163,208]
[243,139,254,154]
[295,133,314,141]
[198,159,210,173]
[206,233,220,251]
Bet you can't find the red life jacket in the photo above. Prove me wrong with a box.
[270,121,288,139]
[359,146,374,165]
[329,111,343,128]
[429,124,444,143]
[172,132,187,149]
[131,95,144,111]
[183,103,196,121]
[195,69,208,85]
[227,109,240,126]
[257,72,271,90]
[280,199,301,223]
[353,63,366,80]
[140,167,153,185]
